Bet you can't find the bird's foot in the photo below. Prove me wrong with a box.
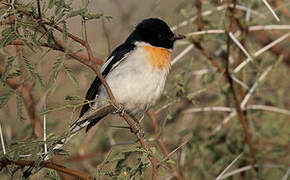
[113,104,125,116]
[134,121,144,138]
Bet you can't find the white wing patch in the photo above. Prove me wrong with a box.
[100,54,128,74]
[100,55,114,74]
[110,55,128,71]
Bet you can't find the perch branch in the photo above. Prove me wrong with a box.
[0,159,90,180]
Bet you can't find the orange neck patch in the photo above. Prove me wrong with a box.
[142,45,171,70]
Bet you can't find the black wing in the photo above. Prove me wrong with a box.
[79,42,135,118]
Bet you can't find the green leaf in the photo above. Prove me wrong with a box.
[62,21,68,42]
[1,56,16,85]
[82,12,105,20]
[0,27,18,47]
[15,90,25,121]
[55,0,65,15]
[50,59,63,83]
[67,8,87,18]
[47,29,54,46]
[0,90,14,109]
[63,64,78,86]
[22,56,46,88]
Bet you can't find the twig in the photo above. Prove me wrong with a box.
[225,0,256,164]
[6,39,103,66]
[261,0,280,21]
[171,5,227,31]
[184,106,233,113]
[240,66,272,108]
[187,29,225,36]
[171,45,193,65]
[253,32,290,56]
[282,168,290,180]
[220,164,282,179]
[186,25,290,37]
[0,159,89,180]
[230,75,249,89]
[184,105,290,115]
[36,0,41,18]
[148,110,184,179]
[229,32,252,61]
[248,25,290,31]
[246,105,290,115]
[0,120,6,155]
[159,137,191,164]
[216,153,243,180]
[43,102,48,160]
[234,33,289,73]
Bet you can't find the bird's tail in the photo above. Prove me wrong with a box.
[53,104,116,150]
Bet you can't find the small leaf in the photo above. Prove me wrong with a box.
[47,29,54,46]
[1,56,16,84]
[63,64,78,86]
[15,90,25,121]
[0,90,14,109]
[0,27,18,47]
[62,21,68,42]
[55,0,65,15]
[22,56,46,88]
[67,8,87,18]
[49,59,63,84]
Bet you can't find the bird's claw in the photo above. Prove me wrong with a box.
[113,104,125,116]
[133,121,145,138]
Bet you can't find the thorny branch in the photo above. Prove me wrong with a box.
[148,109,184,180]
[185,0,257,166]
[225,0,256,165]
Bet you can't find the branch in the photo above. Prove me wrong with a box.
[6,39,103,66]
[195,0,203,31]
[148,110,184,180]
[0,159,89,180]
[225,0,257,164]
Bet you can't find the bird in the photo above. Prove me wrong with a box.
[24,18,185,179]
[67,18,185,142]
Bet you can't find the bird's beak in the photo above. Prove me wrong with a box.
[173,34,186,41]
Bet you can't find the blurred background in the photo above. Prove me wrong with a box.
[0,0,289,179]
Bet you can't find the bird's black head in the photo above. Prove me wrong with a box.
[126,18,185,49]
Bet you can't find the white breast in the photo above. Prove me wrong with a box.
[97,44,170,116]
